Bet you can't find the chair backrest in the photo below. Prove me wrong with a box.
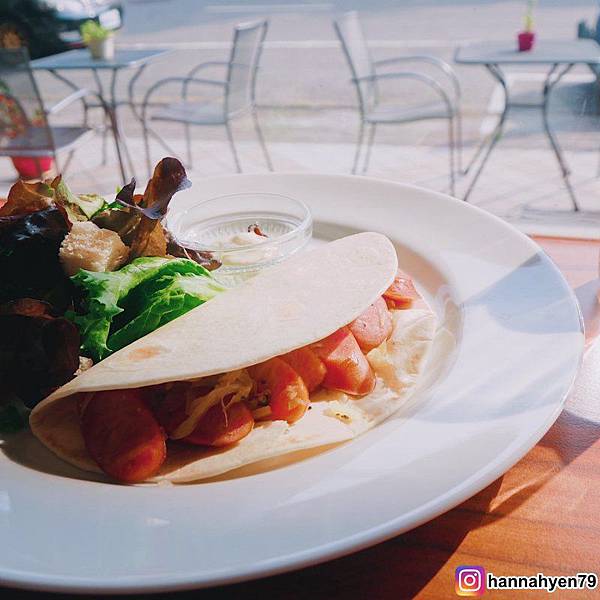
[0,48,53,153]
[333,12,376,114]
[225,19,268,116]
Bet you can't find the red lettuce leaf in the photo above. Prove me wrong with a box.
[0,206,73,311]
[0,299,80,407]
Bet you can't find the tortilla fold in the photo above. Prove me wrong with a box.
[30,232,436,482]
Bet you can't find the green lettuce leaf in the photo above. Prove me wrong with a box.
[68,257,225,361]
[107,272,224,353]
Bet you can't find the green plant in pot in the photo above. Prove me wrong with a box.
[81,20,115,60]
[518,0,536,52]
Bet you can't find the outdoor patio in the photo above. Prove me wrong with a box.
[2,98,599,237]
[1,0,599,237]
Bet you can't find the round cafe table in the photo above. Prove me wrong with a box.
[455,40,600,211]
[29,48,170,185]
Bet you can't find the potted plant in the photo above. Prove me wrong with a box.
[518,0,537,52]
[11,155,53,179]
[81,20,115,60]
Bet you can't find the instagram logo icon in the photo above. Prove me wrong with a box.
[455,566,486,596]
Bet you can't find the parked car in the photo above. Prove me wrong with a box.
[0,0,123,59]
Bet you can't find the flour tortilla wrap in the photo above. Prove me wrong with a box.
[30,232,436,483]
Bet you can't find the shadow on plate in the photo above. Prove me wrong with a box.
[0,426,351,486]
[0,430,107,484]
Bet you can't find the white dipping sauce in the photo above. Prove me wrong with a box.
[215,230,280,266]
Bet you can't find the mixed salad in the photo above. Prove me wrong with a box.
[0,158,225,431]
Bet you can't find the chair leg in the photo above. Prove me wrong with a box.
[225,122,242,173]
[184,123,193,170]
[448,117,456,197]
[352,120,365,175]
[61,150,75,176]
[361,123,377,174]
[101,113,109,166]
[456,106,463,174]
[83,103,89,129]
[146,124,186,167]
[252,108,273,171]
[142,118,153,179]
[51,152,60,177]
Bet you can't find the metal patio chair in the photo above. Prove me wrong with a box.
[140,19,272,176]
[333,12,462,195]
[0,48,100,178]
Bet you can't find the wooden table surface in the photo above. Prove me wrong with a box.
[2,236,599,600]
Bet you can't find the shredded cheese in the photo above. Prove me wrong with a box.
[170,369,254,439]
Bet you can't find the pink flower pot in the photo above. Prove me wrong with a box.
[11,156,53,179]
[518,31,535,52]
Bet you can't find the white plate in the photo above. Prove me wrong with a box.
[0,174,583,593]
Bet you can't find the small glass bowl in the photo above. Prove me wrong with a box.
[167,192,312,284]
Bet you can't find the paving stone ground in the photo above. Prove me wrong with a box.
[3,111,597,238]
